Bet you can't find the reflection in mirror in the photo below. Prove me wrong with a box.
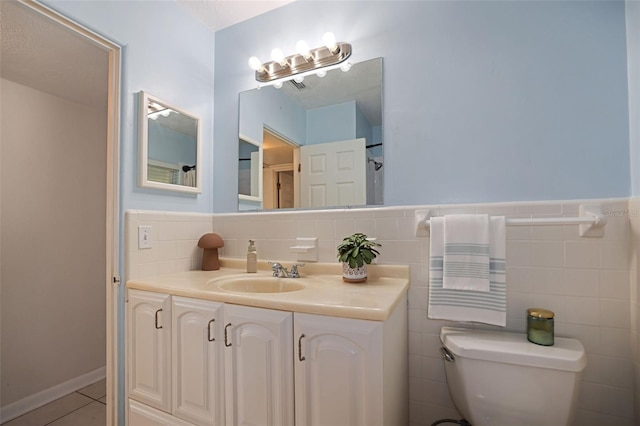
[238,135,263,202]
[138,91,202,193]
[238,57,383,210]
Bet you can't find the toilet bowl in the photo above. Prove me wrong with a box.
[440,326,586,426]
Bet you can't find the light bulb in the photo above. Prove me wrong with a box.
[248,56,266,73]
[294,75,304,83]
[296,40,311,60]
[271,48,287,66]
[340,62,351,72]
[323,32,338,53]
[316,70,327,78]
[273,81,283,89]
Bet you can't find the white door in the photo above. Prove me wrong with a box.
[299,138,366,208]
[127,290,172,413]
[224,304,295,426]
[172,297,224,426]
[294,312,383,426]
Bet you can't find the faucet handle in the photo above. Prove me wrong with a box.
[289,263,305,278]
[267,262,287,277]
[268,262,283,277]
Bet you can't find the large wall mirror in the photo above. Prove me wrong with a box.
[238,57,383,210]
[138,91,202,194]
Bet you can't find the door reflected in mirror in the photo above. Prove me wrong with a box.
[238,57,383,210]
[138,91,202,194]
[238,135,263,202]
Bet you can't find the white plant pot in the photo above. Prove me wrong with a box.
[342,262,367,283]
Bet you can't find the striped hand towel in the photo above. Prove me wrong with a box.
[443,214,491,292]
[428,216,507,327]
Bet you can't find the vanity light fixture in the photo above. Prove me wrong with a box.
[270,48,288,67]
[295,40,311,60]
[248,32,352,88]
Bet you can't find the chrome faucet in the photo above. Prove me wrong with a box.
[268,262,304,278]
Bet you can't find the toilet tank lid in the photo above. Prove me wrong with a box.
[440,327,587,372]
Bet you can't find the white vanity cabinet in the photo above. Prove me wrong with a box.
[127,290,224,426]
[223,304,294,426]
[294,301,407,426]
[127,290,172,413]
[126,282,408,426]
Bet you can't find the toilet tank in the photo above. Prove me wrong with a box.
[440,327,586,426]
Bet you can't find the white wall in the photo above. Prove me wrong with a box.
[0,80,106,414]
[629,198,640,424]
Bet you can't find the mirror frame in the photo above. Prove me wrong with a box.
[238,133,264,203]
[138,91,202,194]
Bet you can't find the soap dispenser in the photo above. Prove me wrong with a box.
[247,240,257,273]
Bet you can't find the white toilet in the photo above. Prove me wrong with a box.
[440,326,586,426]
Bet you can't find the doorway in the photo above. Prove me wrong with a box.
[0,0,120,424]
[262,128,299,209]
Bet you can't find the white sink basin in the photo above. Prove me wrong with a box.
[211,275,306,293]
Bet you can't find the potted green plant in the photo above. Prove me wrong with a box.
[337,233,381,283]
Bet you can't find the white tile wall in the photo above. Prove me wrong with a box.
[125,210,213,281]
[629,198,640,425]
[125,198,638,426]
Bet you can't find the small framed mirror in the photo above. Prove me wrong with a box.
[138,91,202,193]
[238,134,263,203]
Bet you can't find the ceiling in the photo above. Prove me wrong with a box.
[176,0,296,32]
[0,0,109,109]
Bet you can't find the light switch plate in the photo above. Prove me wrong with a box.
[138,226,153,249]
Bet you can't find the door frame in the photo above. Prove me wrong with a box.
[18,1,121,424]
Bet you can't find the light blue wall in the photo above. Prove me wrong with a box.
[214,0,630,212]
[628,1,640,196]
[239,86,306,144]
[306,101,356,144]
[355,103,373,145]
[46,0,215,214]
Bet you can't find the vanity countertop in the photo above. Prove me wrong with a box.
[126,259,409,321]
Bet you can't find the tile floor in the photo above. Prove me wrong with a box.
[2,379,106,426]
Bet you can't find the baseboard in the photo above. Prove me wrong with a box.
[0,366,106,423]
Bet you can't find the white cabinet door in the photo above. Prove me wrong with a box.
[294,312,383,426]
[172,296,224,426]
[127,290,172,413]
[224,304,294,426]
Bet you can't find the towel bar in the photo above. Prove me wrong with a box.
[415,204,607,238]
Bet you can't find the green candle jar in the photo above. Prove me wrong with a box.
[527,308,554,346]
